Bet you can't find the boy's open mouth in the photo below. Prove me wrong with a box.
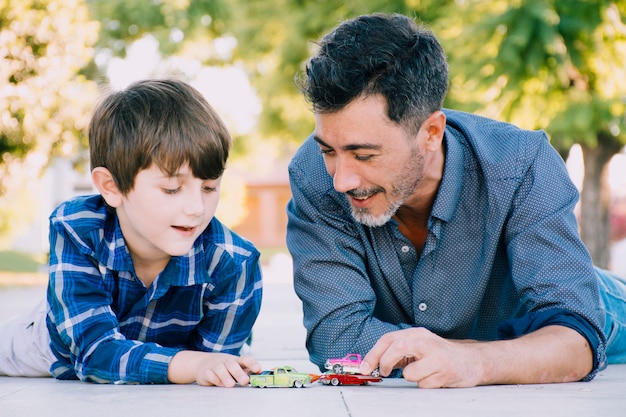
[173,226,194,232]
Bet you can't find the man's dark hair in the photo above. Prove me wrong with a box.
[298,13,449,134]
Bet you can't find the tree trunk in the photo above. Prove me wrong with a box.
[579,134,621,268]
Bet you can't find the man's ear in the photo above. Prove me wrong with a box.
[92,167,123,208]
[423,110,446,151]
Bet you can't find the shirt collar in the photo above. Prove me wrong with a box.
[95,211,213,287]
[95,213,134,273]
[430,126,465,223]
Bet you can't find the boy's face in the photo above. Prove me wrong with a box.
[113,163,221,266]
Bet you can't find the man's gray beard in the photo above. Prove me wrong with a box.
[348,140,424,228]
[351,199,402,227]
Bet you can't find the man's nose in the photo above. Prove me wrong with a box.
[331,159,360,193]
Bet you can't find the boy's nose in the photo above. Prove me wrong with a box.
[183,190,205,216]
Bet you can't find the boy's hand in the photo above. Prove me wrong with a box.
[195,353,261,387]
[169,351,262,387]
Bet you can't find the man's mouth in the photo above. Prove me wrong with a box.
[347,188,381,201]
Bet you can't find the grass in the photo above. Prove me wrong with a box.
[258,247,289,265]
[0,250,46,273]
[0,251,48,287]
[0,248,289,272]
[0,247,288,287]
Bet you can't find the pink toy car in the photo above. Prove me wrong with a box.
[324,353,380,377]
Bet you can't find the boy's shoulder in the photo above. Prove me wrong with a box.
[51,194,109,223]
[196,217,260,265]
[201,217,260,262]
[49,194,111,246]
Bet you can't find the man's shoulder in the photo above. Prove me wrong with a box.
[443,109,549,172]
[444,109,547,144]
[288,134,335,191]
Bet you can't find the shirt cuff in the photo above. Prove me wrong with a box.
[140,347,184,384]
[497,308,604,381]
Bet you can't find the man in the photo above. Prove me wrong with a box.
[286,13,626,388]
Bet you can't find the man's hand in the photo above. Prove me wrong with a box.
[360,327,483,388]
[360,325,593,388]
[168,351,262,387]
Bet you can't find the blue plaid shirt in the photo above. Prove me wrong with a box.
[46,195,262,384]
[287,109,606,381]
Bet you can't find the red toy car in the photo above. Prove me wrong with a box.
[319,372,382,386]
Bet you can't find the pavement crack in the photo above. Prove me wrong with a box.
[340,390,353,417]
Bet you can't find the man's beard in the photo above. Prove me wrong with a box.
[348,147,425,227]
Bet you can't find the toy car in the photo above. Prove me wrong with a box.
[324,353,380,377]
[319,372,382,386]
[249,366,315,388]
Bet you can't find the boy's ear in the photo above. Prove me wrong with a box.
[92,167,123,208]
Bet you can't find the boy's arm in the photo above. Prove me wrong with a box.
[168,351,261,387]
[171,244,263,386]
[190,246,263,352]
[48,219,182,384]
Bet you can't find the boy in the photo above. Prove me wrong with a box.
[0,78,263,387]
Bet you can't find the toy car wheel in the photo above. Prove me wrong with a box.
[370,368,380,378]
[330,377,340,386]
[257,379,267,388]
[332,364,343,374]
[294,379,304,388]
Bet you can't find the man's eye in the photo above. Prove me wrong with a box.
[320,148,334,156]
[355,155,373,161]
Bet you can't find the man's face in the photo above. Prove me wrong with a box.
[314,95,427,227]
[114,163,221,265]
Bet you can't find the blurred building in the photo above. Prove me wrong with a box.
[230,162,291,249]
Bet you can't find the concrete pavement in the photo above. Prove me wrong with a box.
[1,256,625,416]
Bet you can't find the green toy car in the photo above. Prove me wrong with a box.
[249,366,315,388]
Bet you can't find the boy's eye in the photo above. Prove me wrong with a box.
[202,186,217,193]
[163,187,181,195]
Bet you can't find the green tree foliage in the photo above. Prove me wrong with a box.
[83,0,252,156]
[85,0,230,60]
[4,0,621,263]
[84,0,453,155]
[226,0,453,153]
[0,0,99,236]
[442,0,626,267]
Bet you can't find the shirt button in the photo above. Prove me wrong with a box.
[418,302,427,312]
[401,245,410,253]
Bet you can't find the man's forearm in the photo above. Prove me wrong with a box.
[361,325,593,388]
[472,325,593,385]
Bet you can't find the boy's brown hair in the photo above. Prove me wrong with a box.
[89,78,231,194]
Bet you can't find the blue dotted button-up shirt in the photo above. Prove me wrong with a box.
[286,109,605,381]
